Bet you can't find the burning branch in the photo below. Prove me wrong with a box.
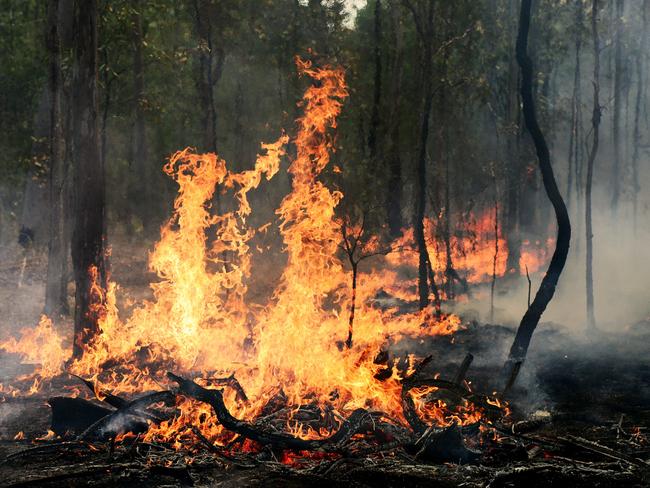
[167,372,377,452]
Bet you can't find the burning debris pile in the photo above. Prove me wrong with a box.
[0,60,647,486]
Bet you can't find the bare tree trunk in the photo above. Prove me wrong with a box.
[611,0,623,213]
[567,0,583,211]
[44,0,69,319]
[505,0,522,276]
[502,0,571,383]
[192,0,224,215]
[585,0,601,331]
[386,2,404,237]
[367,0,382,161]
[404,0,435,311]
[631,1,648,233]
[490,176,499,323]
[128,0,152,234]
[192,0,223,155]
[71,0,107,358]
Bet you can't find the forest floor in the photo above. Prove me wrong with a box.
[0,238,649,486]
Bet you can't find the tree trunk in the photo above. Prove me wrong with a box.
[631,0,647,233]
[192,0,223,154]
[386,2,404,237]
[367,0,382,161]
[502,0,571,381]
[44,0,69,319]
[567,0,583,212]
[192,0,224,216]
[128,0,152,234]
[611,0,623,213]
[71,0,107,358]
[406,0,435,311]
[585,0,601,331]
[504,0,522,275]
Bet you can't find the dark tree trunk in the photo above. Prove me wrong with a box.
[71,0,107,358]
[611,0,623,212]
[192,0,224,216]
[404,0,436,311]
[631,1,647,232]
[346,262,358,349]
[192,0,224,155]
[44,0,69,319]
[504,0,522,276]
[585,0,601,331]
[367,0,382,161]
[490,176,499,323]
[567,0,583,211]
[386,2,404,237]
[128,0,152,233]
[502,0,571,381]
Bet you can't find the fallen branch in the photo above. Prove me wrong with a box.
[167,372,375,452]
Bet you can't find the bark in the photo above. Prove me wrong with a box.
[631,1,647,232]
[504,0,522,275]
[44,0,69,319]
[346,262,357,348]
[503,0,571,378]
[128,0,152,233]
[585,0,601,331]
[567,0,583,211]
[404,0,435,311]
[192,0,225,215]
[71,0,107,358]
[386,2,404,237]
[437,50,456,299]
[610,0,623,213]
[367,0,382,161]
[192,0,224,154]
[490,180,499,323]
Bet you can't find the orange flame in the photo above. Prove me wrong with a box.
[1,59,484,446]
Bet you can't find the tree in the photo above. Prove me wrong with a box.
[631,0,648,232]
[44,0,69,319]
[385,2,404,237]
[127,0,152,234]
[192,0,225,155]
[585,0,601,330]
[610,0,623,213]
[403,0,438,311]
[502,0,571,384]
[71,0,108,358]
[367,0,382,161]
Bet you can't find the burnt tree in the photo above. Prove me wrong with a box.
[386,2,404,237]
[502,0,571,381]
[585,0,601,330]
[127,0,152,234]
[367,0,382,161]
[403,0,439,311]
[44,0,69,318]
[71,0,108,358]
[611,0,623,213]
[192,0,225,155]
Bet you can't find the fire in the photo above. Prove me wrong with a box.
[385,211,552,296]
[0,59,516,448]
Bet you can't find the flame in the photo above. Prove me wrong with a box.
[0,59,503,448]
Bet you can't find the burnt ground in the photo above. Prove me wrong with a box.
[0,240,649,486]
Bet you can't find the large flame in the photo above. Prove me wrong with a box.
[0,59,526,445]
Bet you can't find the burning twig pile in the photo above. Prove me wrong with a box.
[1,59,647,486]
